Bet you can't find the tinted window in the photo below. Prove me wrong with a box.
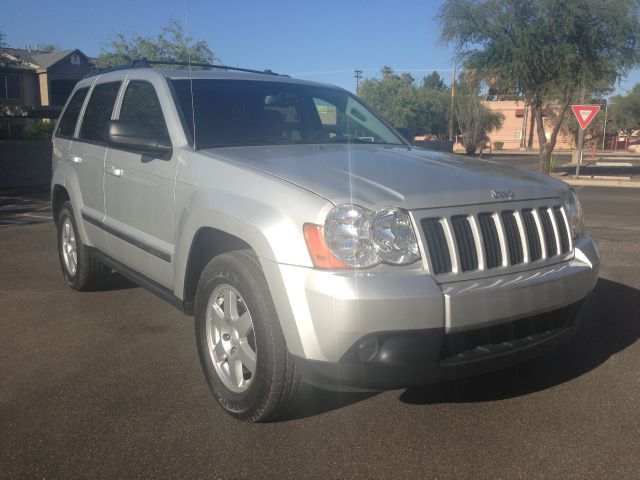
[79,82,121,142]
[171,79,404,148]
[56,87,89,137]
[119,81,168,137]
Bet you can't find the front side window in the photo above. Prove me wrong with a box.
[79,82,121,143]
[119,81,168,137]
[56,87,89,137]
[171,79,405,149]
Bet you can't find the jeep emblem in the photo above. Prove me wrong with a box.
[491,189,514,200]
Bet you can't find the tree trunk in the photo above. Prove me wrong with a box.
[535,106,549,173]
[535,95,573,174]
[527,106,536,149]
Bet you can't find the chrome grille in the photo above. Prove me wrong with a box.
[417,203,573,280]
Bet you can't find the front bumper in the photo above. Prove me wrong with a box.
[294,299,586,390]
[264,235,599,389]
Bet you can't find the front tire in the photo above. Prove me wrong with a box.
[195,250,307,422]
[56,201,109,291]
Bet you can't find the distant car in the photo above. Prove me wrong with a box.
[51,62,600,422]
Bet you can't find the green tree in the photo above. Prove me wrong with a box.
[609,84,640,134]
[454,73,504,154]
[422,71,447,91]
[95,20,215,68]
[358,67,451,137]
[438,0,640,173]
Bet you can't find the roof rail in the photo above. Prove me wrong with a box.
[85,58,284,78]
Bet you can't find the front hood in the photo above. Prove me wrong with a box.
[201,144,567,210]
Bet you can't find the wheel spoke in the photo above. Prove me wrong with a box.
[236,342,257,374]
[224,288,239,322]
[235,311,253,338]
[228,359,243,387]
[212,341,227,363]
[211,303,225,329]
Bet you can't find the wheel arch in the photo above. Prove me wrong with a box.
[181,227,254,311]
[51,184,70,227]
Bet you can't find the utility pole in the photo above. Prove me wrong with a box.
[449,66,456,141]
[354,69,362,95]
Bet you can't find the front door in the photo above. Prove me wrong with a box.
[103,79,177,288]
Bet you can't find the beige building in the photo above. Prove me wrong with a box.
[453,99,575,152]
[482,100,574,151]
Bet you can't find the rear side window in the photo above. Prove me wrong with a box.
[119,81,168,137]
[79,82,121,143]
[56,87,88,137]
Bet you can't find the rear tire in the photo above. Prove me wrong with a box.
[194,250,307,422]
[56,201,109,291]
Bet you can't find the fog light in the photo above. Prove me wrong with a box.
[356,336,379,362]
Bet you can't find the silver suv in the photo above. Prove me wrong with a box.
[51,63,600,422]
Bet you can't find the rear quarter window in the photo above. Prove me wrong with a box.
[56,87,89,137]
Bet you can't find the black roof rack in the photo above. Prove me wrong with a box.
[85,58,285,78]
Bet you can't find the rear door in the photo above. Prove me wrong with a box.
[103,77,177,288]
[53,85,89,198]
[73,80,122,250]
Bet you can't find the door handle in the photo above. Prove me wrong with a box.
[106,165,124,177]
[70,156,82,164]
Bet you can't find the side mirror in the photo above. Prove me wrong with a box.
[395,127,414,146]
[106,120,172,156]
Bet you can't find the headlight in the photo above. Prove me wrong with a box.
[319,204,420,269]
[564,189,584,238]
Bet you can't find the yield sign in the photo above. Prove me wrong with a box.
[571,105,601,130]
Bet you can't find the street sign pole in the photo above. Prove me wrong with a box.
[576,128,584,178]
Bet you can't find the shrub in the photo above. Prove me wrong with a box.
[24,121,55,140]
[493,141,504,150]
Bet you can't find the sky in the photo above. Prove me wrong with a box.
[2,0,638,96]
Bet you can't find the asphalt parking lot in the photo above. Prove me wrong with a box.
[1,183,639,478]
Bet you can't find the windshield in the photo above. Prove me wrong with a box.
[170,79,405,149]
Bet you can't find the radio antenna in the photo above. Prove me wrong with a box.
[184,0,197,148]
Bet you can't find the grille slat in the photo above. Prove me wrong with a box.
[501,211,524,265]
[553,206,571,253]
[421,218,452,274]
[538,208,557,257]
[521,209,542,261]
[478,213,502,269]
[451,215,478,272]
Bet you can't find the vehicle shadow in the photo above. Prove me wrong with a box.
[399,278,639,405]
[278,388,378,422]
[96,271,139,291]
